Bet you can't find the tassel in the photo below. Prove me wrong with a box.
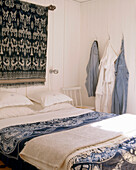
[93,165,100,170]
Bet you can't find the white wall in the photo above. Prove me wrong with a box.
[2,0,136,114]
[25,0,80,91]
[63,0,80,88]
[80,0,136,113]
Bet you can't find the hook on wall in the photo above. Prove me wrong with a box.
[94,32,97,41]
[108,33,110,40]
[122,33,124,39]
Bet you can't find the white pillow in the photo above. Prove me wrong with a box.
[0,91,33,109]
[27,90,73,107]
[39,103,74,113]
[0,106,35,119]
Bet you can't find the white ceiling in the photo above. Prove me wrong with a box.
[73,0,90,3]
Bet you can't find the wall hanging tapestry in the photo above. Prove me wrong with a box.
[0,0,50,86]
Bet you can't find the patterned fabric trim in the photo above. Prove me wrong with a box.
[69,137,136,170]
[0,78,45,84]
[0,111,115,159]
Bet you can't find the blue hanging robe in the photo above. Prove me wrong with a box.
[85,41,100,97]
[111,39,129,114]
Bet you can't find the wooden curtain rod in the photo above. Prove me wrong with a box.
[47,5,56,11]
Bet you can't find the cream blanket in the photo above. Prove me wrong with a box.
[20,114,136,170]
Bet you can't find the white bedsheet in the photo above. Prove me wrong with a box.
[0,103,91,130]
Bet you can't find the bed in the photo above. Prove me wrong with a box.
[0,89,136,170]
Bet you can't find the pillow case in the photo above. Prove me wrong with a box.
[0,91,33,109]
[0,106,34,120]
[27,90,73,107]
[39,103,74,113]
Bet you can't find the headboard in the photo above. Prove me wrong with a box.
[0,0,49,86]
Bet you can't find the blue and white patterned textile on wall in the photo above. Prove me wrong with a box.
[0,0,48,86]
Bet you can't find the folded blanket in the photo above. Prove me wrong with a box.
[19,125,120,169]
[20,114,136,170]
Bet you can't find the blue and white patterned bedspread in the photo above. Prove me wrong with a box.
[70,136,136,170]
[1,111,136,170]
[0,111,115,159]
